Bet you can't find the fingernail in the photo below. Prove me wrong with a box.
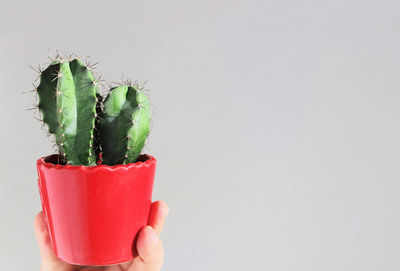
[146,226,159,244]
[163,205,170,216]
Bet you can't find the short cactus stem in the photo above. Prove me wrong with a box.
[100,85,151,165]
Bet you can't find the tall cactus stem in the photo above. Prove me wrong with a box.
[37,58,99,165]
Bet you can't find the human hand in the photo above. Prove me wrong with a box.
[34,201,169,271]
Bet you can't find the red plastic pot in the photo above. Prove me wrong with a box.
[36,154,157,266]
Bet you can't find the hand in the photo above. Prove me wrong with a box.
[34,201,169,271]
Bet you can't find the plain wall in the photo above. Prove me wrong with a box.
[1,1,400,270]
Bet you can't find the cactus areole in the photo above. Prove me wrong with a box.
[33,56,156,265]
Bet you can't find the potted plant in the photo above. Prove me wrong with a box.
[33,55,156,266]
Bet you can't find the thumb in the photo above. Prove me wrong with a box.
[128,226,164,271]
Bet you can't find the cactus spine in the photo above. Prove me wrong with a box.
[100,85,151,165]
[37,58,99,165]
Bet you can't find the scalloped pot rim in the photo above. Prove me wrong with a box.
[37,154,156,171]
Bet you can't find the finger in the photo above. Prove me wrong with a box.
[148,201,169,235]
[79,267,105,271]
[128,226,163,271]
[103,265,123,271]
[118,260,132,270]
[34,211,73,271]
[33,211,58,262]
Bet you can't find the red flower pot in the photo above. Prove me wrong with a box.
[36,154,157,266]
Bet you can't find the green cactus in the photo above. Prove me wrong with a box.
[100,85,151,165]
[35,56,151,166]
[37,58,99,165]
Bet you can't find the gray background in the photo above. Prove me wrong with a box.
[1,0,400,270]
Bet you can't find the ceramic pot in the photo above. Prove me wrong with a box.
[36,154,156,265]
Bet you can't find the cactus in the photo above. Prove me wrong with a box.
[34,56,151,166]
[100,85,151,165]
[37,58,99,165]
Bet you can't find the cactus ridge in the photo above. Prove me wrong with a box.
[37,58,99,165]
[100,85,151,165]
[124,89,151,164]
